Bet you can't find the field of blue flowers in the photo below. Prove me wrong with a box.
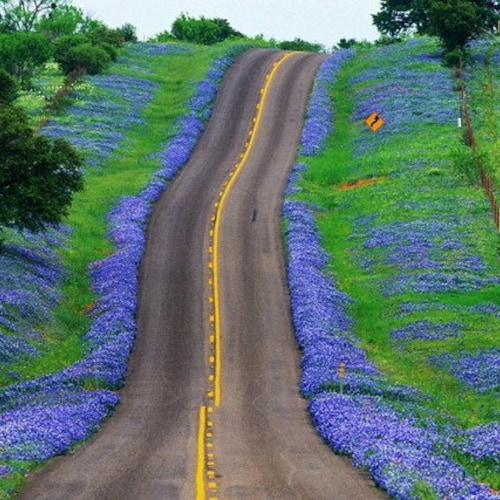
[285,38,500,498]
[1,36,499,499]
[0,42,250,495]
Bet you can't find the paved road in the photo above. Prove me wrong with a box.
[18,49,385,499]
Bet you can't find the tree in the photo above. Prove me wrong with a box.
[59,42,111,75]
[0,68,17,103]
[426,0,490,51]
[0,104,83,234]
[35,4,86,40]
[86,23,125,48]
[372,0,499,38]
[171,14,243,45]
[0,32,51,87]
[336,38,358,49]
[53,33,117,75]
[118,23,137,43]
[278,38,323,53]
[0,0,67,32]
[372,0,430,37]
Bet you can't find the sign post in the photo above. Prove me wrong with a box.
[364,112,385,178]
[364,112,385,132]
[338,361,345,394]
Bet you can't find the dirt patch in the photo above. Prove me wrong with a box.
[338,177,386,191]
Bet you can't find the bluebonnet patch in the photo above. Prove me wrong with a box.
[284,40,500,497]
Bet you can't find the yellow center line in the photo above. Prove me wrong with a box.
[197,50,299,500]
[212,51,297,408]
[196,405,208,500]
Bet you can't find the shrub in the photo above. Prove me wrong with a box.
[171,14,243,45]
[279,38,323,53]
[52,33,88,65]
[0,32,51,88]
[451,145,481,185]
[0,104,83,234]
[117,23,137,43]
[59,43,111,75]
[0,68,17,104]
[87,24,125,48]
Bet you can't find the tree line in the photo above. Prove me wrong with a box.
[152,13,324,52]
[1,0,498,239]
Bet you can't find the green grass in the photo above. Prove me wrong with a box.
[4,37,499,494]
[294,39,500,488]
[297,40,499,428]
[468,37,500,189]
[0,41,244,497]
[7,43,226,382]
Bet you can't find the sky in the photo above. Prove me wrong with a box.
[71,0,382,49]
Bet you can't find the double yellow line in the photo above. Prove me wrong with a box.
[196,51,298,500]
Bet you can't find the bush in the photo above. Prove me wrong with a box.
[59,43,111,75]
[87,24,125,48]
[0,68,17,104]
[52,33,89,62]
[451,145,481,184]
[53,31,121,75]
[0,32,52,88]
[442,48,465,68]
[171,14,243,45]
[96,41,118,62]
[118,23,137,43]
[278,38,323,53]
[0,104,83,234]
[149,30,176,43]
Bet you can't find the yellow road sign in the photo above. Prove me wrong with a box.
[365,112,385,132]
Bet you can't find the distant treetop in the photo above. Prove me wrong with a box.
[372,0,500,53]
[167,14,243,45]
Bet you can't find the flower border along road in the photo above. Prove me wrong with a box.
[0,43,250,486]
[283,43,500,499]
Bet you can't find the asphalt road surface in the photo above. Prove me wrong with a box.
[19,49,385,499]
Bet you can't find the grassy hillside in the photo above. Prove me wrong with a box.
[468,38,500,193]
[0,36,498,498]
[0,40,244,497]
[286,37,500,497]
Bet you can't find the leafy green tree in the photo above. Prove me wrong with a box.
[0,104,83,234]
[58,42,111,75]
[86,23,125,48]
[118,23,137,43]
[171,14,243,45]
[0,67,17,103]
[52,32,87,58]
[35,4,86,40]
[372,0,429,37]
[427,0,481,51]
[0,0,66,32]
[0,32,51,87]
[278,38,323,52]
[53,30,120,75]
[336,38,358,49]
[149,30,175,42]
[427,0,499,51]
[372,0,499,39]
